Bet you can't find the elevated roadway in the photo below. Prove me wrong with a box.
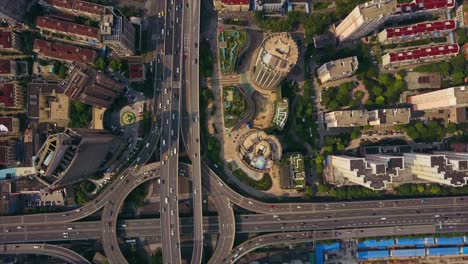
[0,243,91,264]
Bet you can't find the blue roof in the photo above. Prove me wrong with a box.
[462,247,468,254]
[322,242,340,251]
[358,239,395,248]
[428,247,460,256]
[0,168,17,180]
[392,248,426,257]
[315,244,324,264]
[357,250,389,260]
[437,237,464,246]
[315,242,340,264]
[397,237,427,246]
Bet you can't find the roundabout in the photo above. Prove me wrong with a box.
[121,111,137,126]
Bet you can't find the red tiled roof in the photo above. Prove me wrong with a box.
[0,60,11,75]
[43,0,105,15]
[36,16,99,39]
[387,44,459,63]
[128,63,144,80]
[0,29,12,49]
[43,0,74,9]
[33,39,97,64]
[384,19,455,38]
[222,0,249,5]
[0,83,14,108]
[395,0,455,14]
[74,0,105,15]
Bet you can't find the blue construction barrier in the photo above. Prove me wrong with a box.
[358,239,395,248]
[397,237,427,246]
[437,237,464,246]
[428,247,460,256]
[392,248,426,257]
[357,250,390,260]
[462,246,468,254]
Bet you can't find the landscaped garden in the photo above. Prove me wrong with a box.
[222,86,247,128]
[218,30,247,74]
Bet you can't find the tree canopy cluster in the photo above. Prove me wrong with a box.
[321,82,356,110]
[68,101,92,128]
[414,54,466,86]
[253,11,335,42]
[402,120,457,142]
[362,73,406,107]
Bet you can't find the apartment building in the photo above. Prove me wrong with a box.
[33,39,97,65]
[382,43,459,69]
[325,108,410,128]
[254,0,287,12]
[0,29,24,53]
[0,60,29,78]
[409,86,468,111]
[378,19,456,44]
[214,0,250,12]
[317,56,359,83]
[0,83,25,109]
[36,16,101,46]
[40,0,106,21]
[330,155,404,190]
[404,152,468,187]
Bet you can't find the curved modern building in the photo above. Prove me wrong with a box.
[251,33,298,90]
[33,128,125,189]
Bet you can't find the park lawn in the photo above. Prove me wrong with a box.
[218,30,247,73]
[223,86,247,127]
[233,169,272,191]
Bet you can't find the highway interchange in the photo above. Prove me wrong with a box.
[1,0,468,263]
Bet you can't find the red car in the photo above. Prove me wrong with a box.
[269,205,275,209]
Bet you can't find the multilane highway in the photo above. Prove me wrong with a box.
[3,208,468,243]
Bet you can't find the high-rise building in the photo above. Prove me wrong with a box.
[33,128,125,189]
[334,0,397,42]
[251,33,298,90]
[382,44,459,69]
[404,152,468,186]
[330,155,404,190]
[409,86,468,111]
[317,56,359,83]
[0,0,36,25]
[101,8,136,57]
[60,63,125,108]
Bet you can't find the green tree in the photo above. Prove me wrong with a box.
[109,59,122,71]
[94,57,107,70]
[371,86,383,96]
[58,64,67,79]
[375,95,385,105]
[447,122,457,134]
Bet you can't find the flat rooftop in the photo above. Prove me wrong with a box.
[260,33,299,74]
